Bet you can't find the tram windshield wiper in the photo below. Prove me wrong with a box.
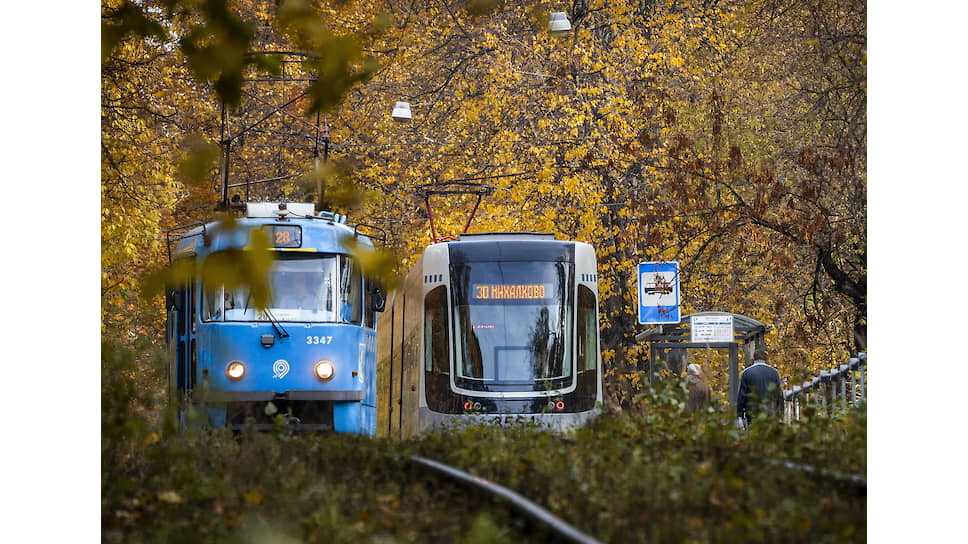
[263,307,290,339]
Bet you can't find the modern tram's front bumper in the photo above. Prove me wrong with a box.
[418,406,601,434]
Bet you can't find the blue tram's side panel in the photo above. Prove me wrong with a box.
[165,202,381,434]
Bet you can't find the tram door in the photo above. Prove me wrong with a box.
[165,289,180,406]
[165,283,195,406]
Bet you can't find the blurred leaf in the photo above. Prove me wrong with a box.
[158,490,183,504]
[299,160,365,211]
[465,0,502,18]
[242,489,264,504]
[176,0,256,107]
[276,0,380,114]
[177,134,220,186]
[344,238,400,291]
[140,223,276,311]
[247,52,283,75]
[141,258,195,298]
[302,38,379,114]
[368,11,393,36]
[460,513,506,544]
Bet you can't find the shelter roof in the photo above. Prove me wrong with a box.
[634,311,770,344]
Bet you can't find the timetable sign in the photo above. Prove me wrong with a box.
[690,314,734,343]
[638,261,680,324]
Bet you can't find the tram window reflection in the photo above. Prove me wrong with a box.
[424,286,450,374]
[339,256,362,324]
[577,285,597,372]
[201,286,223,322]
[451,260,574,391]
[216,255,345,323]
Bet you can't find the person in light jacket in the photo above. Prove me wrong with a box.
[685,363,711,412]
[736,349,783,426]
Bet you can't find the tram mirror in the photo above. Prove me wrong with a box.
[371,288,387,312]
[166,289,183,312]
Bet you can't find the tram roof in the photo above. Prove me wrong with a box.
[456,232,557,241]
[168,203,372,260]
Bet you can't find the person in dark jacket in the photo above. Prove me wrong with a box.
[685,363,711,412]
[736,349,783,426]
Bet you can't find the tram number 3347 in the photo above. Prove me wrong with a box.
[306,336,334,345]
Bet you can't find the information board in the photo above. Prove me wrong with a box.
[637,262,680,324]
[690,314,734,343]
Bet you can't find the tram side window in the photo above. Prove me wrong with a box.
[339,256,362,325]
[201,285,223,322]
[364,280,375,329]
[577,285,598,372]
[424,286,449,375]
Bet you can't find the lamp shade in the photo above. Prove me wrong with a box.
[391,100,412,122]
[548,12,572,35]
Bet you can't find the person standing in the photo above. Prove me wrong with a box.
[685,363,711,412]
[736,349,783,426]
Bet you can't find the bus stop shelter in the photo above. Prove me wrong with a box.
[634,311,771,407]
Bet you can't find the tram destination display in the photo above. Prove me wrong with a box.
[261,225,302,248]
[472,283,551,300]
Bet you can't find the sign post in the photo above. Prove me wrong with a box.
[637,262,680,324]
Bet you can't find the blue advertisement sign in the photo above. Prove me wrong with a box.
[638,261,680,324]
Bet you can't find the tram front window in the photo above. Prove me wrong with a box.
[451,261,574,393]
[203,254,361,323]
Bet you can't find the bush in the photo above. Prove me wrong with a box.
[103,340,865,543]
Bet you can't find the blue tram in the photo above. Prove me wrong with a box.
[376,233,602,438]
[165,202,383,433]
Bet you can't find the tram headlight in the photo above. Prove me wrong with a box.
[314,360,335,381]
[226,361,246,380]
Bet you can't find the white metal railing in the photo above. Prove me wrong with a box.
[783,352,866,421]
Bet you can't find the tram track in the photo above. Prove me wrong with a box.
[406,455,604,544]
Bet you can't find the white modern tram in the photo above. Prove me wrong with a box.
[376,233,602,438]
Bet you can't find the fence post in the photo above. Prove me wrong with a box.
[859,353,866,404]
[830,369,838,415]
[839,364,848,412]
[820,371,831,416]
[849,357,858,406]
[813,377,821,413]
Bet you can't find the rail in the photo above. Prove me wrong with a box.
[783,352,866,421]
[408,455,603,544]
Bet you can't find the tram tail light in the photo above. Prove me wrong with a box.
[555,401,565,410]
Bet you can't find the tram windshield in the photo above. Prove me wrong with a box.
[451,260,574,392]
[202,254,361,324]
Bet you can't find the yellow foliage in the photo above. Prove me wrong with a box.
[103,0,865,399]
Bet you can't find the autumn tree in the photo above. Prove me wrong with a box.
[653,0,867,366]
[325,1,749,404]
[102,0,387,339]
[324,0,865,400]
[101,0,866,402]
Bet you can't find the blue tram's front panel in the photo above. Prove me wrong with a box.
[166,203,379,434]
